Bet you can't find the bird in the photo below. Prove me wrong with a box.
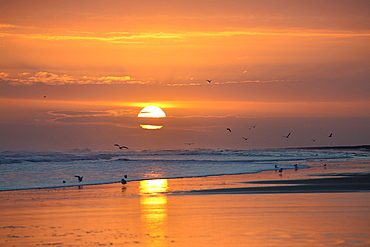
[206,79,212,83]
[274,165,279,169]
[121,175,128,184]
[311,139,316,142]
[328,133,333,137]
[43,95,46,98]
[284,133,291,138]
[279,168,283,173]
[294,164,298,169]
[74,175,83,182]
[242,137,248,140]
[184,143,195,145]
[114,144,128,149]
[226,128,232,132]
[62,180,66,183]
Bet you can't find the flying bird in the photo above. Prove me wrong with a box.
[114,144,128,149]
[311,139,316,142]
[184,143,195,145]
[74,175,83,182]
[328,133,333,137]
[284,133,291,138]
[206,79,212,83]
[242,137,248,140]
[226,128,232,132]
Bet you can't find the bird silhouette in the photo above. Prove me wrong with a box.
[121,175,128,184]
[74,175,83,182]
[206,79,212,83]
[279,168,283,173]
[242,137,248,140]
[284,133,291,138]
[114,144,128,149]
[226,128,232,132]
[328,133,333,137]
[184,143,195,145]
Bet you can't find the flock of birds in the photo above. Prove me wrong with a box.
[57,79,333,187]
[65,174,128,185]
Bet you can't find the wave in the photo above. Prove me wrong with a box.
[0,148,368,192]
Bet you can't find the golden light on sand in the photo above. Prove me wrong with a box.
[139,179,168,195]
[139,179,168,243]
[140,124,163,130]
[137,106,166,118]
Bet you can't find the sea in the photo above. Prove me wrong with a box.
[1,148,369,191]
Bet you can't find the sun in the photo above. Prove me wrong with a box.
[138,106,166,118]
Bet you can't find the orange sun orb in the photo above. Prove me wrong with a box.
[138,106,166,130]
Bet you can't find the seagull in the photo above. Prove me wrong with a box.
[121,175,128,184]
[274,165,279,169]
[294,164,298,169]
[74,175,83,182]
[242,137,248,140]
[184,143,195,145]
[311,139,316,142]
[226,128,232,132]
[328,133,333,137]
[114,144,129,150]
[206,79,212,83]
[284,133,291,138]
[279,168,283,173]
[43,96,46,98]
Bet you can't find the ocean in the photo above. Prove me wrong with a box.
[0,148,369,191]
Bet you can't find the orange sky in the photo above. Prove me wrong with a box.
[0,0,369,150]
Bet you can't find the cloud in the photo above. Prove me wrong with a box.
[1,71,145,85]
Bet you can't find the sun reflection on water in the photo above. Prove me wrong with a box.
[139,179,168,245]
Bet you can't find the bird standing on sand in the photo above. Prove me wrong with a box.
[114,144,129,150]
[226,128,232,132]
[121,174,128,184]
[279,168,283,173]
[275,165,279,169]
[74,175,83,182]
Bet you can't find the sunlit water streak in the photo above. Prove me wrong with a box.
[0,148,368,191]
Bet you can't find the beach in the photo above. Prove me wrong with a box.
[1,159,369,246]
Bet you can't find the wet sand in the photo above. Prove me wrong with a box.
[1,160,370,246]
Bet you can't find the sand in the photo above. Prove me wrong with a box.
[1,160,369,246]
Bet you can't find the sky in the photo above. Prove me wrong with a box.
[0,0,369,150]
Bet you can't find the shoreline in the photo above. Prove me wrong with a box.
[1,159,369,246]
[180,173,370,195]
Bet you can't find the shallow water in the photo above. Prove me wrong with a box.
[0,148,368,191]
